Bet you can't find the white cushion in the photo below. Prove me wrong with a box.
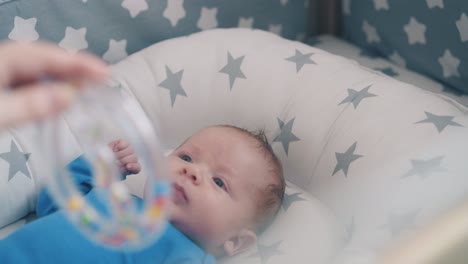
[220,182,343,264]
[110,28,468,262]
[0,119,81,228]
[0,129,35,228]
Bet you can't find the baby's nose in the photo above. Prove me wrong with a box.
[182,165,203,185]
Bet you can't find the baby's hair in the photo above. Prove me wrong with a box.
[218,125,285,234]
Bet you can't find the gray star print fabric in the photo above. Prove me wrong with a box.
[0,118,82,230]
[0,0,311,62]
[0,1,467,262]
[341,0,468,95]
[109,28,468,263]
[0,133,34,228]
[309,35,468,107]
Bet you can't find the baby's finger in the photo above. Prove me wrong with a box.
[114,139,129,152]
[126,162,141,175]
[108,140,120,150]
[114,147,134,160]
[119,154,138,165]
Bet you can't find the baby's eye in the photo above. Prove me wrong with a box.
[180,154,192,163]
[213,177,226,190]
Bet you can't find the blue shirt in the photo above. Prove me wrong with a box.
[0,157,216,264]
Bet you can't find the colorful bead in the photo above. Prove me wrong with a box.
[120,228,138,241]
[111,182,130,202]
[80,214,92,225]
[148,206,161,220]
[67,196,84,211]
[154,182,171,196]
[153,197,166,208]
[94,160,112,187]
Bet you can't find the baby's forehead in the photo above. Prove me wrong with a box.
[182,126,253,147]
[182,126,272,167]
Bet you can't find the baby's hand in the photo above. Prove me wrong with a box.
[109,139,141,176]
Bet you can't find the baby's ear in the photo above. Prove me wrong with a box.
[223,229,257,256]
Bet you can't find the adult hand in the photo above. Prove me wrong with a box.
[0,41,109,127]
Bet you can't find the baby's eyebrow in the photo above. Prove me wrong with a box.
[177,141,200,154]
[217,164,233,176]
[188,144,201,156]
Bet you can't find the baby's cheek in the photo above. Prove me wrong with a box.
[166,158,180,178]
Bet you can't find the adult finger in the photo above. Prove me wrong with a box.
[0,81,76,127]
[0,41,109,87]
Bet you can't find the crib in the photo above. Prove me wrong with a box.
[0,1,467,263]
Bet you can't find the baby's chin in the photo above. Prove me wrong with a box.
[167,212,218,252]
[169,218,207,247]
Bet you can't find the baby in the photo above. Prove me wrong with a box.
[0,125,285,263]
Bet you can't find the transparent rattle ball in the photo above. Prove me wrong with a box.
[40,84,171,250]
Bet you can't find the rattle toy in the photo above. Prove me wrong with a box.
[41,84,171,250]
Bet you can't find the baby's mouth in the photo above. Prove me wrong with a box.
[172,183,188,204]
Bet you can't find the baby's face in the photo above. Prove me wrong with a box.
[166,126,270,254]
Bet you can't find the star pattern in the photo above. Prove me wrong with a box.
[269,24,283,36]
[163,0,186,27]
[273,117,300,155]
[0,141,31,181]
[285,49,315,72]
[456,13,468,42]
[438,49,461,78]
[426,0,444,9]
[8,16,39,42]
[389,51,407,68]
[197,7,218,30]
[282,191,306,211]
[250,241,282,264]
[219,52,246,90]
[1,3,468,262]
[344,1,468,97]
[339,85,377,109]
[122,0,148,18]
[59,27,88,53]
[415,111,463,133]
[238,17,254,28]
[373,0,389,11]
[333,142,363,177]
[404,17,427,45]
[382,210,420,237]
[402,156,445,179]
[362,20,380,43]
[159,65,187,107]
[102,39,128,63]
